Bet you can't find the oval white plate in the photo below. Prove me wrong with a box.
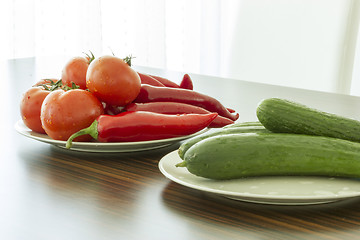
[159,150,360,205]
[15,120,208,153]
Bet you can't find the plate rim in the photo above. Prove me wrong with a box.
[14,120,209,152]
[159,150,360,204]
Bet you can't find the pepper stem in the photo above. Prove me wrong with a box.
[175,161,187,167]
[66,120,99,149]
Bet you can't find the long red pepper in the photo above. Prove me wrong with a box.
[134,84,239,121]
[139,73,194,90]
[179,74,193,90]
[149,75,180,88]
[66,111,217,148]
[125,102,234,128]
[137,72,165,87]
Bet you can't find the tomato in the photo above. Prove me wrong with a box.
[41,89,104,141]
[61,56,91,89]
[20,87,49,133]
[20,79,59,133]
[86,55,141,106]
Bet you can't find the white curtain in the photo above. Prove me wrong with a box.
[2,0,360,95]
[1,0,237,77]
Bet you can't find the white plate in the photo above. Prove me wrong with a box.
[15,120,208,153]
[159,150,360,205]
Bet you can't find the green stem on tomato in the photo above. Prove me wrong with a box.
[84,50,95,64]
[123,55,135,67]
[66,120,99,149]
[36,79,63,91]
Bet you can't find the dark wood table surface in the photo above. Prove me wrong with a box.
[3,57,360,240]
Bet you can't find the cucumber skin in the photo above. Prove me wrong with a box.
[181,133,360,180]
[178,125,269,159]
[222,121,262,129]
[257,98,360,142]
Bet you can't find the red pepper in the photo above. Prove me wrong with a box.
[227,108,235,113]
[149,75,180,88]
[66,111,217,148]
[134,84,239,121]
[141,73,193,90]
[137,72,165,87]
[125,102,234,128]
[179,74,193,90]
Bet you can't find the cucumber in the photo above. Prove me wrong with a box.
[176,133,360,180]
[256,98,360,142]
[178,125,269,159]
[222,121,263,129]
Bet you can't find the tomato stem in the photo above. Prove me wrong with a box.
[66,120,99,149]
[35,79,63,91]
[84,50,95,64]
[123,55,135,67]
[35,79,80,91]
[61,81,80,91]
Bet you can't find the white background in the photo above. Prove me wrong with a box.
[1,0,360,95]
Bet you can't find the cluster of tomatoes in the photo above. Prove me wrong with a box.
[20,53,143,142]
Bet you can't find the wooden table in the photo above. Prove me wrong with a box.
[3,57,360,240]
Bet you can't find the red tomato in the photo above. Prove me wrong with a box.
[41,89,104,141]
[61,56,90,89]
[20,87,49,133]
[86,55,141,106]
[20,79,59,133]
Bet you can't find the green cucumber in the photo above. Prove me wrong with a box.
[222,121,263,129]
[178,125,269,159]
[176,133,360,180]
[256,98,360,142]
